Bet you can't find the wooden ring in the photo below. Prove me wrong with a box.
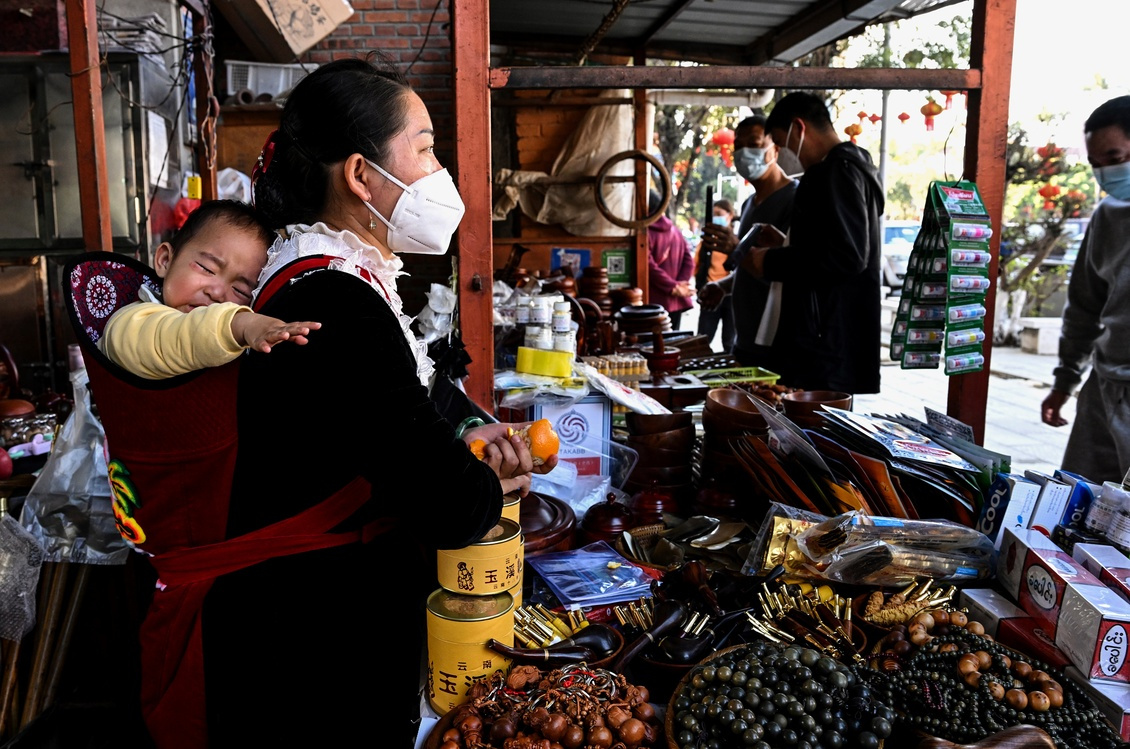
[593,149,672,230]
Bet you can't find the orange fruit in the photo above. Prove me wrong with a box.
[520,419,559,466]
[468,439,487,461]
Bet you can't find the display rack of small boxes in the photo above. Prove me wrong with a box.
[890,180,993,375]
[581,353,649,414]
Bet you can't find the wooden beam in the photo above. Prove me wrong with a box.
[490,65,980,92]
[453,0,495,411]
[65,0,112,251]
[947,0,1017,443]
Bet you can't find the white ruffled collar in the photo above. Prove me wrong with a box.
[252,222,435,388]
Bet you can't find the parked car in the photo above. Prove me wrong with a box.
[880,219,921,294]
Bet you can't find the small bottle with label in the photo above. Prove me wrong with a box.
[552,301,572,333]
[1087,481,1130,541]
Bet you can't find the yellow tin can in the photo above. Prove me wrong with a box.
[426,588,514,716]
[501,492,522,524]
[437,517,522,596]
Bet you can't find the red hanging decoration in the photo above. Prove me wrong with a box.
[898,112,911,125]
[710,128,735,146]
[844,123,863,144]
[856,110,868,124]
[921,97,944,131]
[939,90,961,110]
[868,113,882,125]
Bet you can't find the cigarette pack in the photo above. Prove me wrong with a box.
[1024,470,1074,536]
[977,473,1040,549]
[1055,469,1102,528]
[997,527,1102,637]
[959,586,1028,638]
[1073,543,1130,606]
[996,616,1071,670]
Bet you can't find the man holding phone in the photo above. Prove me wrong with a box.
[698,114,798,372]
[740,93,885,395]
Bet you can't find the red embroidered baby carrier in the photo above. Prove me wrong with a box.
[64,252,390,749]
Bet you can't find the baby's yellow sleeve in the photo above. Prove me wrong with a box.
[99,301,249,380]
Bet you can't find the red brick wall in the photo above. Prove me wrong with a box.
[303,0,455,165]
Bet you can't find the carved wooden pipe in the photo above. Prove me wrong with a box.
[557,623,620,656]
[612,599,686,673]
[486,639,595,665]
[916,724,1056,749]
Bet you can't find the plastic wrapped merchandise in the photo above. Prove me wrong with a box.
[794,511,996,587]
[0,499,43,641]
[19,368,128,565]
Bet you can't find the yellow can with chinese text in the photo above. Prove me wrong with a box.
[426,588,514,716]
[501,492,522,524]
[437,517,522,596]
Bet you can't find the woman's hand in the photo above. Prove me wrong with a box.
[464,422,559,497]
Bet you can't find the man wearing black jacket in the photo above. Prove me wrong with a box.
[743,92,885,394]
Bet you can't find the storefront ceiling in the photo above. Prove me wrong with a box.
[490,0,966,66]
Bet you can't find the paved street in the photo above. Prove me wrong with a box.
[856,345,1072,476]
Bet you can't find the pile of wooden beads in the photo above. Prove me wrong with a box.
[860,610,1123,749]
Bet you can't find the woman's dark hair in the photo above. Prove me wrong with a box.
[254,55,412,228]
[1085,96,1130,138]
[171,199,275,254]
[765,92,834,133]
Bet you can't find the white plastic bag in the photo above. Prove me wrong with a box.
[19,368,128,565]
[0,508,43,641]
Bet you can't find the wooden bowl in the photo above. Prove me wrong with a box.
[625,425,695,453]
[634,444,694,468]
[629,463,693,486]
[781,390,852,416]
[704,388,768,430]
[625,410,693,436]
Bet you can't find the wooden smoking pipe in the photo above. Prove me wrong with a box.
[916,724,1056,749]
[612,599,687,673]
[486,639,595,665]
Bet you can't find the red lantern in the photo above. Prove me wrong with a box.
[710,128,735,146]
[921,98,944,131]
[939,90,961,109]
[1038,183,1061,200]
[844,123,863,144]
[868,113,881,125]
[857,110,868,123]
[898,112,911,125]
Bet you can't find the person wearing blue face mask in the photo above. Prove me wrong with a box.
[698,114,798,368]
[1041,95,1130,483]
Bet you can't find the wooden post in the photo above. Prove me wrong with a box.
[452,0,495,410]
[948,0,1017,442]
[633,54,649,305]
[65,0,113,251]
[190,6,218,201]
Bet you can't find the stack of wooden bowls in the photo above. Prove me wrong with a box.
[623,410,695,517]
[780,390,852,430]
[695,388,771,515]
[577,266,612,317]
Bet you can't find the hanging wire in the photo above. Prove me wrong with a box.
[405,0,447,76]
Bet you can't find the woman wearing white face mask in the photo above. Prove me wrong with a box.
[196,57,558,748]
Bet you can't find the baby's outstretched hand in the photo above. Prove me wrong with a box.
[233,311,321,353]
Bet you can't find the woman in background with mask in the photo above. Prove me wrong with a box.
[196,57,555,748]
[694,199,737,350]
